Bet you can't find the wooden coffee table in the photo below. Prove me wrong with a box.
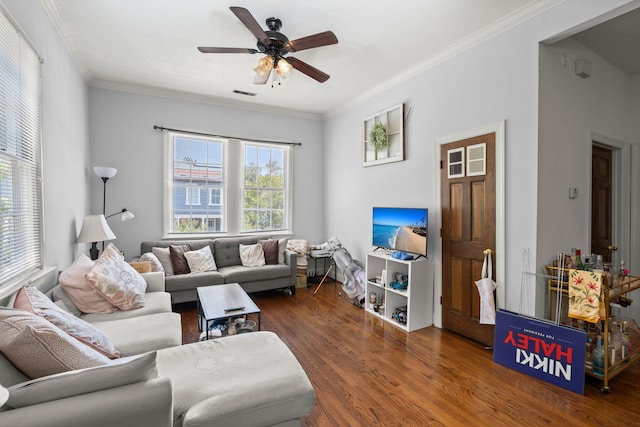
[196,283,261,339]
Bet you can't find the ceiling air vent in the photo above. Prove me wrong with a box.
[233,90,256,96]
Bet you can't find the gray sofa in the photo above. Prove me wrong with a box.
[141,236,297,304]
[0,270,316,427]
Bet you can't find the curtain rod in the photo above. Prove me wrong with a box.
[153,125,302,146]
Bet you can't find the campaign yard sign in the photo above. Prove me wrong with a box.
[493,309,586,395]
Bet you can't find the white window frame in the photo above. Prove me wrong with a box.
[0,7,44,288]
[208,188,221,206]
[163,132,292,237]
[241,141,291,233]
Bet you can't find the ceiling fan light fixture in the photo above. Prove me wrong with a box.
[254,55,273,76]
[276,57,292,78]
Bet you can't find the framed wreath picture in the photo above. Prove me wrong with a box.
[363,103,404,167]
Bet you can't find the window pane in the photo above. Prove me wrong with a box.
[0,12,43,287]
[170,135,224,234]
[241,143,288,232]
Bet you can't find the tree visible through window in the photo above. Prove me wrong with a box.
[165,132,291,236]
[243,144,286,232]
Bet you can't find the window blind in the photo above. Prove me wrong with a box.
[0,8,43,286]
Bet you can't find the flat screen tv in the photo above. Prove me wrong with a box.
[372,207,428,257]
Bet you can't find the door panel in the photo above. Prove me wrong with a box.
[441,133,496,346]
[591,145,613,263]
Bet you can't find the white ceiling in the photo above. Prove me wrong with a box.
[43,0,567,117]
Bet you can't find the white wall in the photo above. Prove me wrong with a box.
[3,0,90,270]
[88,88,326,258]
[323,0,637,324]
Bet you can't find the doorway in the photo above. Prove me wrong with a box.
[591,144,615,264]
[434,122,505,345]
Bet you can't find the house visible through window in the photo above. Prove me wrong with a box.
[0,10,43,287]
[164,132,291,236]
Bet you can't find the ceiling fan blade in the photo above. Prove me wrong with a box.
[286,57,330,83]
[198,47,258,54]
[230,6,269,42]
[285,31,338,52]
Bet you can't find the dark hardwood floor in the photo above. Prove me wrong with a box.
[173,280,640,426]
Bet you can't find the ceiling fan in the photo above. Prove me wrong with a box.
[198,6,338,85]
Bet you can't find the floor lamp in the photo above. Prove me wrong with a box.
[94,167,136,249]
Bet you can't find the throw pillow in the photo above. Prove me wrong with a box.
[239,243,266,267]
[184,245,217,273]
[0,308,110,379]
[278,238,288,264]
[58,254,118,314]
[258,239,279,265]
[128,261,153,273]
[139,251,165,273]
[170,244,191,275]
[7,351,157,408]
[51,285,82,317]
[152,247,174,276]
[85,243,147,311]
[14,286,120,359]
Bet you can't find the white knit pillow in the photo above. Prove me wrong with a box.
[139,252,165,273]
[239,244,265,267]
[184,246,217,273]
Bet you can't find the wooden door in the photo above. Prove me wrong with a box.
[441,133,496,347]
[591,145,614,263]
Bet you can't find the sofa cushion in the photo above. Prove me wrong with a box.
[139,251,165,273]
[91,312,182,356]
[14,287,120,359]
[164,271,225,293]
[0,308,109,378]
[259,239,279,265]
[86,243,147,311]
[0,352,29,388]
[184,245,217,273]
[6,351,157,408]
[213,236,262,268]
[156,332,315,427]
[59,254,118,314]
[80,291,172,323]
[152,247,175,275]
[217,264,293,284]
[170,244,192,275]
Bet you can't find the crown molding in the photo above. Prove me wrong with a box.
[40,0,91,82]
[90,80,323,121]
[323,0,565,119]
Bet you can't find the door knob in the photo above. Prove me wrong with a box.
[607,244,618,252]
[483,249,493,255]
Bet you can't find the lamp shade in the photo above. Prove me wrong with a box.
[106,208,135,221]
[93,166,117,179]
[77,214,116,243]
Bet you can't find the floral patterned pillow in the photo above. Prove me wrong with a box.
[14,286,120,359]
[85,243,147,311]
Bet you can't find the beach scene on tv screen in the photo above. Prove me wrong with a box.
[372,208,427,255]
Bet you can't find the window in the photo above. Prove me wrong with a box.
[185,187,201,205]
[242,143,287,232]
[209,188,221,205]
[0,10,43,287]
[164,132,291,236]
